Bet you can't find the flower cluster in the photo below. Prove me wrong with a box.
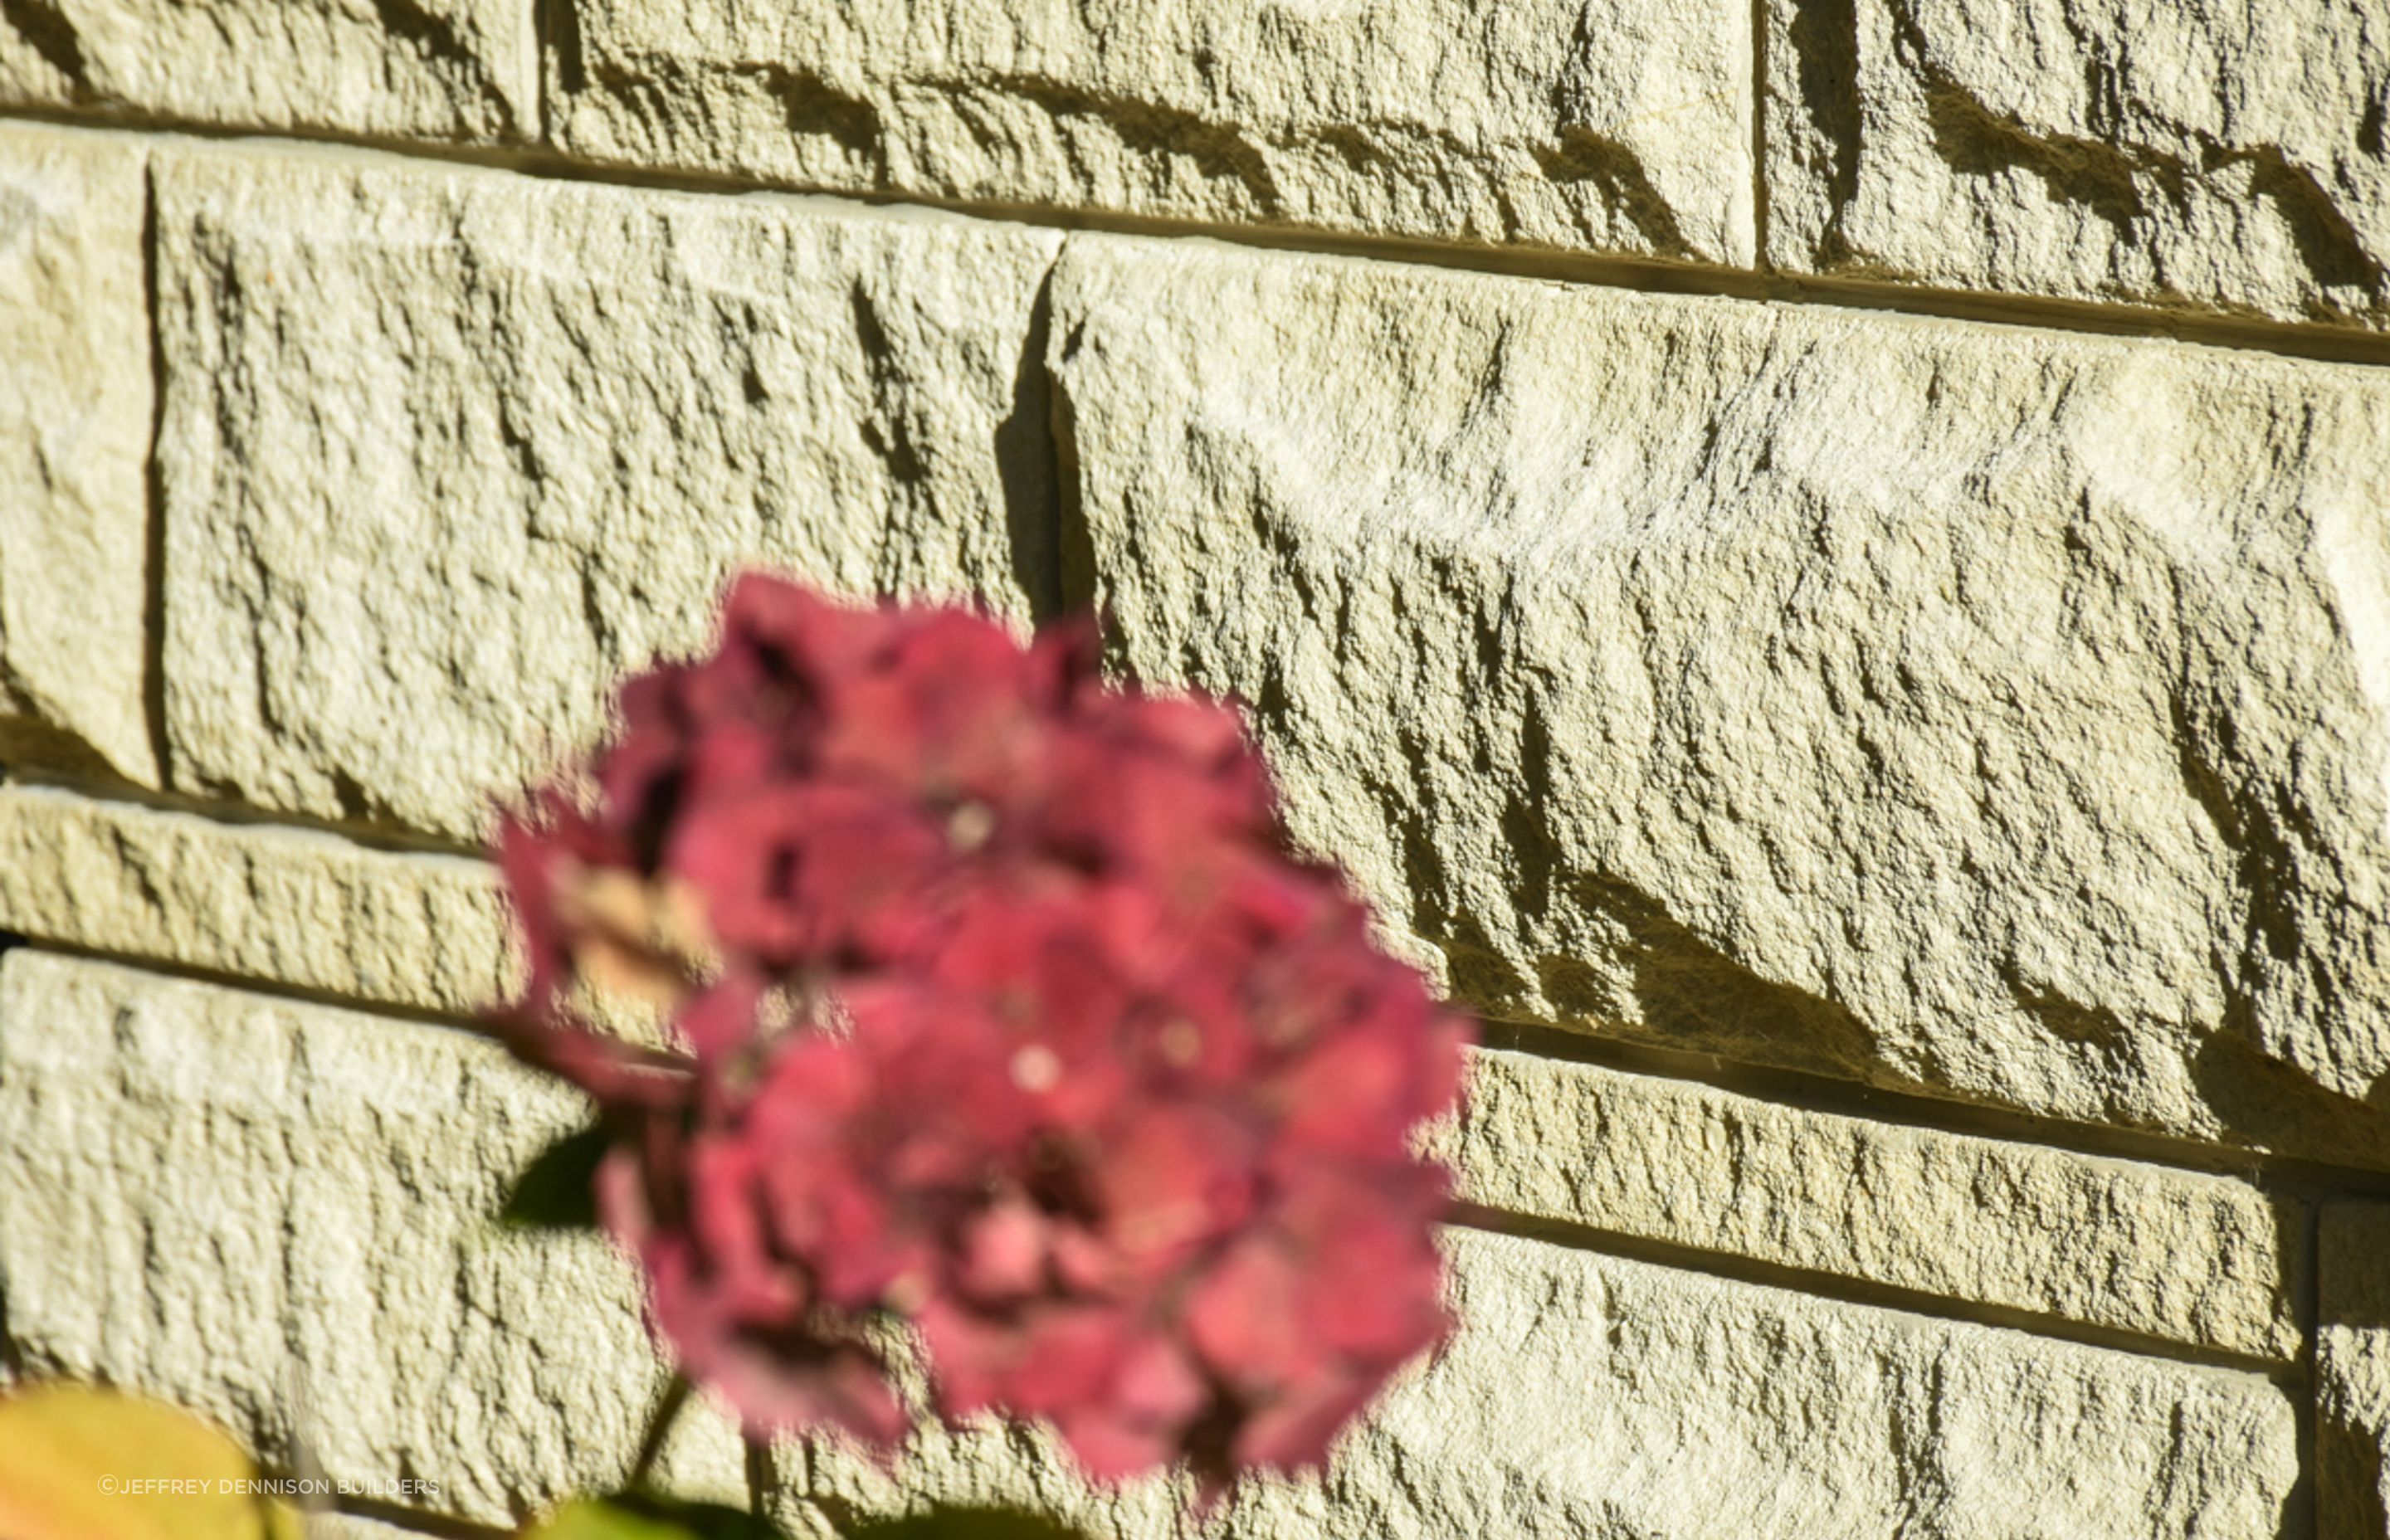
[495,574,1470,1491]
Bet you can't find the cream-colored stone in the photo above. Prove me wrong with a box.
[0,783,515,1017]
[1053,236,2390,1163]
[155,141,1061,844]
[1764,0,2390,328]
[305,1518,437,1540]
[0,0,534,143]
[2320,1199,2390,1540]
[553,0,1753,266]
[1229,1229,2297,1538]
[775,1420,1190,1540]
[0,122,154,786]
[0,953,749,1524]
[1436,1048,2305,1360]
[0,784,2302,1360]
[780,1228,2296,1538]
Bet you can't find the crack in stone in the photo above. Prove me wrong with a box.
[540,0,584,99]
[0,0,86,93]
[963,72,1286,217]
[1882,0,2384,300]
[1532,126,1694,259]
[370,0,519,134]
[1888,0,2177,236]
[1562,874,1885,1084]
[993,260,1063,621]
[1785,0,1863,262]
[727,61,883,164]
[2205,137,2389,300]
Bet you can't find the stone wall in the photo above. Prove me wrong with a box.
[2,4,2386,1537]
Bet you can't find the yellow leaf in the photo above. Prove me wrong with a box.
[0,1384,304,1540]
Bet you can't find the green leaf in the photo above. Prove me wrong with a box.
[500,1122,610,1231]
[521,1492,788,1540]
[834,1505,1100,1540]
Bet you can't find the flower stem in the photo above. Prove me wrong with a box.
[627,1372,693,1489]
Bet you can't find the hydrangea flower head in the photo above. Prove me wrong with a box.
[495,573,1471,1494]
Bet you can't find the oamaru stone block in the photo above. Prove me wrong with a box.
[154,142,1062,843]
[0,123,154,786]
[0,0,534,143]
[2320,1200,2390,1540]
[791,1227,2296,1539]
[0,953,748,1525]
[1763,0,2390,329]
[783,1419,1193,1540]
[550,0,1755,266]
[309,1518,452,1540]
[0,783,515,1018]
[1052,236,2390,1164]
[1230,1228,2295,1538]
[0,787,2305,1367]
[1436,1048,2305,1361]
[306,1518,440,1540]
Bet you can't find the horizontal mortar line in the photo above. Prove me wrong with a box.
[2,768,489,860]
[0,934,510,1039]
[0,928,2331,1381]
[12,770,2390,1200]
[7,905,2384,1229]
[1482,1020,2390,1205]
[1444,1201,2305,1386]
[5,107,2388,369]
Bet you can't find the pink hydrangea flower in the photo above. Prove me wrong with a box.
[494,573,1471,1493]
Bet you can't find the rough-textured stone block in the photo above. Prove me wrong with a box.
[1053,236,2390,1163]
[0,0,534,144]
[308,1518,437,1540]
[305,1520,434,1540]
[0,122,154,786]
[1235,1229,2296,1538]
[155,142,1061,843]
[0,786,2302,1361]
[1764,0,2390,329]
[1439,1048,2305,1360]
[2321,1199,2390,1540]
[0,784,515,1017]
[551,0,1754,266]
[0,953,749,1524]
[782,1227,2296,1538]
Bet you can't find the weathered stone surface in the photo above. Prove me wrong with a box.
[552,0,1754,267]
[0,783,515,1017]
[0,0,534,143]
[777,1419,1190,1540]
[3,786,2305,1365]
[0,122,154,786]
[155,142,1061,843]
[1764,0,2390,329]
[1053,236,2390,1162]
[1437,1048,2305,1360]
[0,953,749,1524]
[310,1518,453,1540]
[1237,1230,2295,1538]
[307,1518,437,1540]
[782,1227,2296,1538]
[2320,1199,2390,1540]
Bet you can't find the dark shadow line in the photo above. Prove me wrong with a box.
[1480,1021,2390,1201]
[4,767,486,859]
[1446,1202,2306,1386]
[10,935,505,1036]
[9,107,2390,368]
[139,154,172,791]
